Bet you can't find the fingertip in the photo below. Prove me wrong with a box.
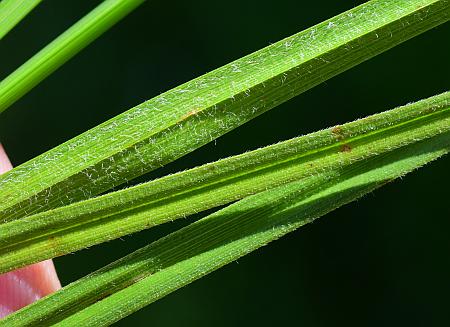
[0,144,62,318]
[0,144,13,174]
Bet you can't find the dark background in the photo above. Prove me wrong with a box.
[1,1,449,325]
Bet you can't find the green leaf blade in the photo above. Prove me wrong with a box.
[0,0,42,40]
[0,0,145,113]
[46,134,450,326]
[3,115,449,326]
[0,0,448,222]
[0,91,448,273]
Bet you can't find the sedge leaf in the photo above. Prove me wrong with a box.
[0,0,448,221]
[0,0,145,113]
[0,91,448,272]
[3,109,449,326]
[0,0,42,40]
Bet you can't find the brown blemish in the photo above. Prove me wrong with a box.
[340,144,352,153]
[331,125,345,141]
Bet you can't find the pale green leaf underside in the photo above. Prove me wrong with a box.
[0,92,449,274]
[0,0,447,221]
[3,98,449,326]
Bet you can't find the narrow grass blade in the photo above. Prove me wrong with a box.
[0,92,448,274]
[0,0,448,222]
[0,0,145,113]
[3,125,449,326]
[0,0,42,40]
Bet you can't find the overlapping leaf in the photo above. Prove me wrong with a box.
[0,92,449,274]
[2,96,449,326]
[1,0,447,222]
[1,0,449,325]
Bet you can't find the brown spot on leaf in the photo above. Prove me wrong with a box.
[331,125,345,141]
[341,144,352,153]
